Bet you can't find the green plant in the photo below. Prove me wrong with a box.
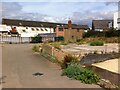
[53,43,61,50]
[50,55,58,63]
[62,63,100,84]
[90,41,104,46]
[41,51,58,63]
[31,36,42,43]
[61,54,78,69]
[32,45,40,52]
[61,42,68,45]
[41,51,49,57]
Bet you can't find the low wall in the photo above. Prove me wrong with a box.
[42,44,66,62]
[53,48,66,62]
[42,44,52,55]
[86,65,120,86]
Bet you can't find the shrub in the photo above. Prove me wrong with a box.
[55,36,64,41]
[61,42,68,45]
[83,30,120,38]
[61,54,78,69]
[62,63,100,84]
[76,39,81,42]
[90,41,104,46]
[53,43,61,50]
[31,36,42,43]
[32,45,40,52]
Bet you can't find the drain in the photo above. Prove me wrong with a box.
[33,72,43,76]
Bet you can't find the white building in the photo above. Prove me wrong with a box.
[1,18,57,42]
[0,25,8,32]
[114,12,120,30]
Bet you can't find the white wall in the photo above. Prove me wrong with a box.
[1,24,55,37]
[15,26,54,37]
[0,25,8,32]
[114,12,120,30]
[95,29,103,32]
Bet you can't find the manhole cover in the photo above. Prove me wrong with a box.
[33,72,43,76]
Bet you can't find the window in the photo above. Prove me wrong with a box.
[59,28,63,31]
[36,28,39,31]
[22,30,26,32]
[72,36,74,39]
[41,28,44,31]
[19,22,22,25]
[31,28,35,31]
[26,27,28,29]
[77,29,79,32]
[45,28,48,31]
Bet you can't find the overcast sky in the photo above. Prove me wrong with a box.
[0,0,119,27]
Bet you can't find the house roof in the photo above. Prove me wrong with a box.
[2,18,65,28]
[2,18,89,29]
[92,20,113,30]
[60,24,89,29]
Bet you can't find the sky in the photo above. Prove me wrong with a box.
[0,0,119,27]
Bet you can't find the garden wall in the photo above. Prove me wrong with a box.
[86,65,120,86]
[42,44,66,62]
[42,44,52,55]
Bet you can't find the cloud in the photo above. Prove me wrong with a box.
[1,2,68,23]
[0,2,117,28]
[2,2,22,17]
[2,0,120,2]
[71,10,116,27]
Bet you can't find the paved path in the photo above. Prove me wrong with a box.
[2,44,102,88]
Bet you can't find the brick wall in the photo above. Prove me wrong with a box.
[64,29,84,42]
[53,48,66,62]
[42,44,52,55]
[55,26,64,37]
[42,44,66,62]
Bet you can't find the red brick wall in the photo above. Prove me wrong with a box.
[55,26,64,37]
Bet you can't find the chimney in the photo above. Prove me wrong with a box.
[68,19,72,29]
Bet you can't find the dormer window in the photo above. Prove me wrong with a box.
[41,24,43,27]
[36,28,39,31]
[45,28,48,31]
[31,28,35,31]
[41,28,44,31]
[19,23,22,25]
[22,30,26,32]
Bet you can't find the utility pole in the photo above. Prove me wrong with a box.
[118,1,120,53]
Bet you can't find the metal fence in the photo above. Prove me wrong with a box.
[0,36,32,44]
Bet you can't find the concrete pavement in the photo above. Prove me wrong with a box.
[2,44,102,88]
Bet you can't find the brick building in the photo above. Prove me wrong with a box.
[55,19,89,42]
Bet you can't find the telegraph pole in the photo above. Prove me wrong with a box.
[118,1,120,53]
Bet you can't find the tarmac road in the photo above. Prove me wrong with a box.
[2,44,102,88]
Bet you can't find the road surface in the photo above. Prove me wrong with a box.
[2,44,101,88]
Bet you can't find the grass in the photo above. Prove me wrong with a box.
[32,45,40,52]
[41,51,59,63]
